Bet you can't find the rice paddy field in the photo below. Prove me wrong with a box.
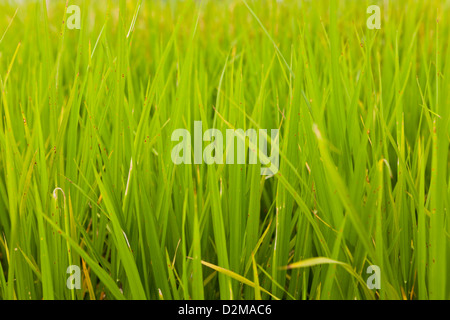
[0,0,449,300]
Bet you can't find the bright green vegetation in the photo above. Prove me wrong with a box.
[0,0,449,300]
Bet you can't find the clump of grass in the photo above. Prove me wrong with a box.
[0,0,449,300]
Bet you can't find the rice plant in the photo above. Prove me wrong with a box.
[0,0,449,300]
